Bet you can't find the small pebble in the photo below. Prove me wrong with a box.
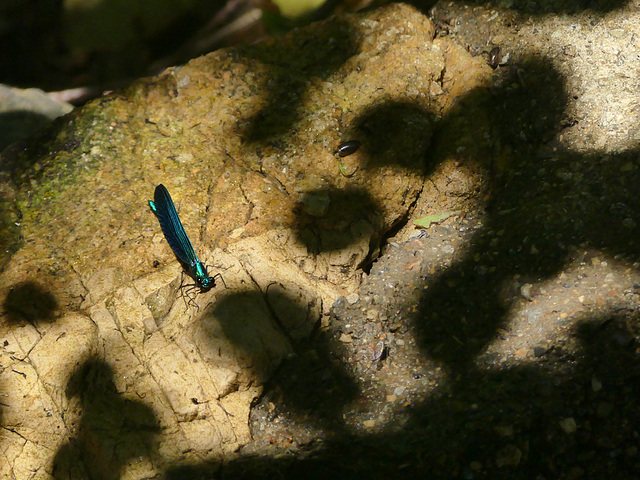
[408,230,428,240]
[495,444,522,467]
[609,28,627,39]
[441,244,455,254]
[346,293,359,304]
[488,46,502,68]
[362,419,376,428]
[520,283,534,301]
[339,333,353,343]
[559,417,577,434]
[525,311,541,325]
[332,296,346,309]
[494,425,514,437]
[366,309,379,320]
[371,341,386,360]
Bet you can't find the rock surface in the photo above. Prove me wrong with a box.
[0,4,490,477]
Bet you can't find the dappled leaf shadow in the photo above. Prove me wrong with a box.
[412,57,640,370]
[293,187,383,255]
[3,281,58,324]
[164,462,222,480]
[210,310,640,479]
[500,0,626,13]
[0,110,57,151]
[240,18,360,144]
[4,3,639,478]
[202,290,293,381]
[0,0,631,93]
[1,110,85,190]
[263,282,320,340]
[255,328,360,431]
[167,48,640,480]
[287,102,439,264]
[52,359,160,480]
[354,101,436,171]
[165,7,640,476]
[200,288,359,424]
[409,0,629,14]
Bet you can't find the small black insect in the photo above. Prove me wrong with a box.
[488,47,502,69]
[335,140,361,157]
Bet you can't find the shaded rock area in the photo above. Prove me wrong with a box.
[0,84,73,150]
[0,4,493,478]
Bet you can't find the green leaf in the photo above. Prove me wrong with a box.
[273,0,328,19]
[414,211,459,229]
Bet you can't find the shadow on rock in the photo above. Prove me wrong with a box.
[1,111,83,188]
[240,18,360,144]
[201,55,640,479]
[52,359,160,480]
[0,110,58,151]
[412,56,640,371]
[407,57,570,368]
[213,310,640,479]
[196,288,359,428]
[253,326,361,431]
[293,187,383,256]
[3,281,58,324]
[354,101,436,172]
[198,290,295,382]
[164,461,222,480]
[408,0,629,15]
[261,285,361,427]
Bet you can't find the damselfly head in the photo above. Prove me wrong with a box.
[192,262,214,290]
[197,275,215,290]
